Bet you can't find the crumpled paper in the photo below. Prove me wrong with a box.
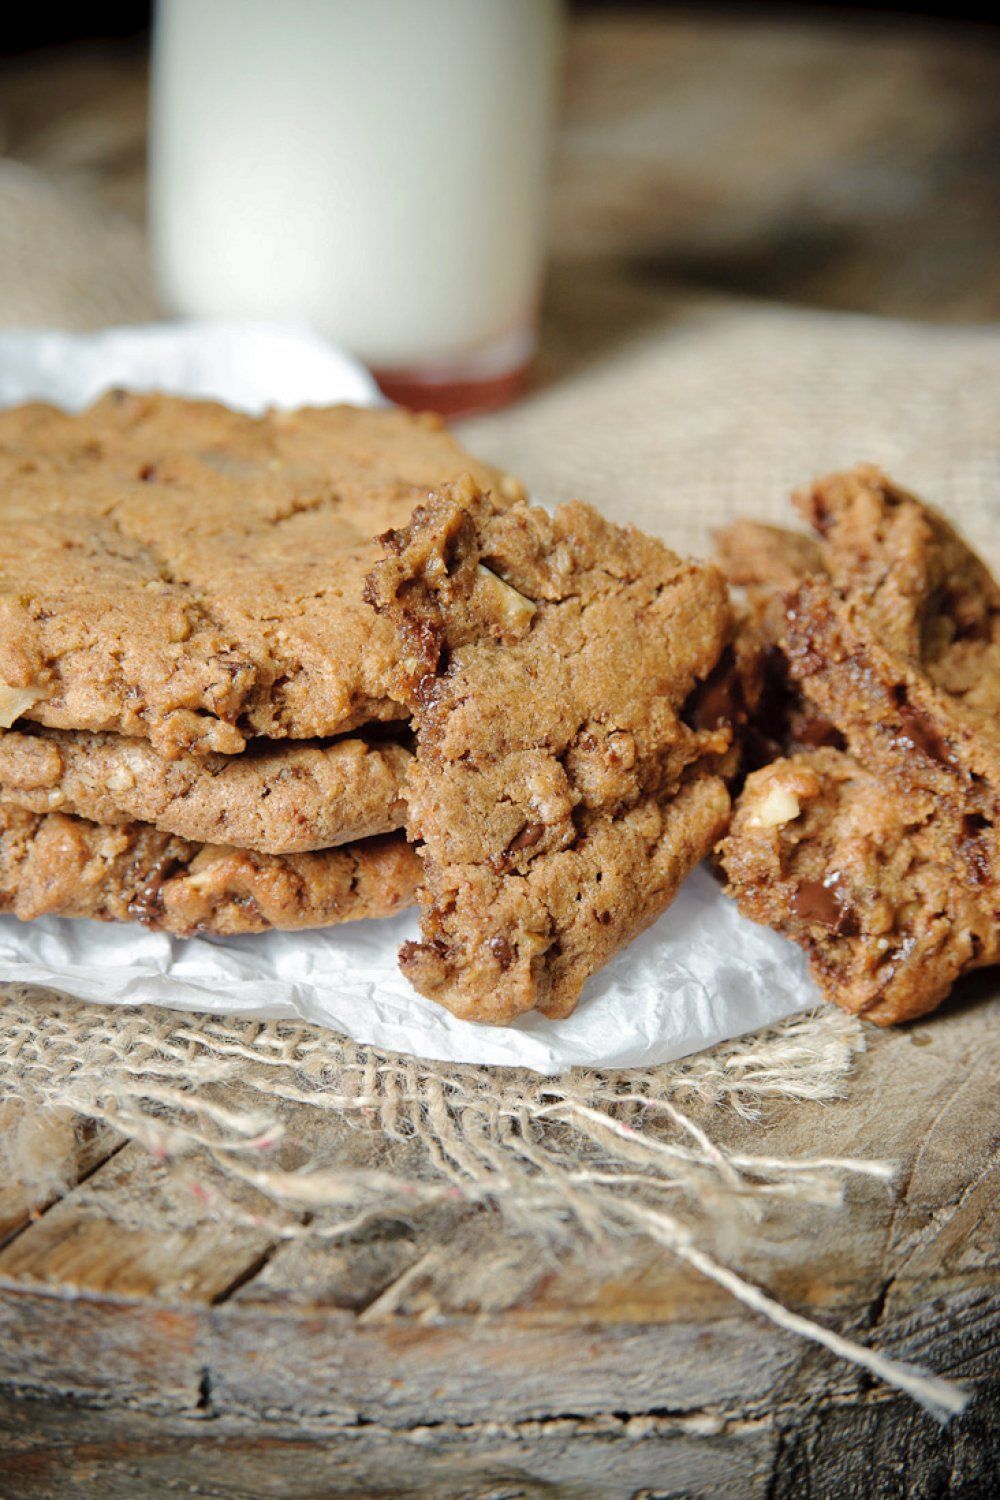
[0,322,814,1073]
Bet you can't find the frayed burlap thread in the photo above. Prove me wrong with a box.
[0,986,967,1420]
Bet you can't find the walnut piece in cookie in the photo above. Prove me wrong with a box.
[366,477,732,1024]
[0,683,46,729]
[719,748,999,1024]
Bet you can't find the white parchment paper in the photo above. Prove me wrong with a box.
[0,322,814,1073]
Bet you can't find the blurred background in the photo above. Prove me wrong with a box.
[0,1,997,411]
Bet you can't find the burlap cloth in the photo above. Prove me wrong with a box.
[1,161,996,1416]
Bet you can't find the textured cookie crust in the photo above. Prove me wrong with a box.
[717,464,1000,757]
[719,749,998,1024]
[0,394,521,757]
[712,520,842,765]
[0,804,420,937]
[366,479,731,1023]
[0,727,409,854]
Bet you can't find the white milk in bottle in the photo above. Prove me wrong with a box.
[150,0,563,412]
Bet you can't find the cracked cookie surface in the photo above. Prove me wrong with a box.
[784,575,1000,813]
[0,726,409,855]
[0,394,521,757]
[0,804,420,937]
[793,464,1000,693]
[366,479,731,1023]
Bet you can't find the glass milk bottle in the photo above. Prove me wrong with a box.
[150,0,563,415]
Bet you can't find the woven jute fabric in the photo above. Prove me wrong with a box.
[0,161,155,329]
[461,265,1000,566]
[0,161,995,1417]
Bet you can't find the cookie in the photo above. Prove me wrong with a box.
[716,466,1000,755]
[718,467,999,1022]
[0,726,409,854]
[365,478,731,1023]
[0,803,420,937]
[719,748,998,1023]
[0,394,522,757]
[713,518,825,591]
[713,516,847,759]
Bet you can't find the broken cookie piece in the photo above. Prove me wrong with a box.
[717,465,1000,759]
[711,518,839,772]
[713,518,825,592]
[719,749,998,1024]
[784,576,1000,810]
[793,463,1000,673]
[366,478,732,1023]
[717,466,999,1023]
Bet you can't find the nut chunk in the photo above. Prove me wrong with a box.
[365,477,732,1023]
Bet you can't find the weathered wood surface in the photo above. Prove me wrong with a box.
[0,995,996,1495]
[0,8,998,1496]
[5,1390,995,1500]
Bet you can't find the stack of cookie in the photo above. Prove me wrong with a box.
[0,392,734,1023]
[0,394,525,940]
[717,466,999,1024]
